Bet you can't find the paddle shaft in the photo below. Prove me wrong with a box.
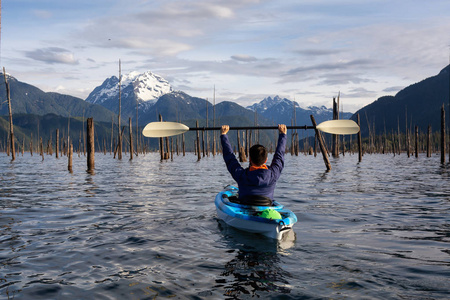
[188,125,315,131]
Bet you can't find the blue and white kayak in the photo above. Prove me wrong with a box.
[215,185,297,240]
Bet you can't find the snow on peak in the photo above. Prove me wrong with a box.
[306,105,331,115]
[122,71,173,102]
[247,95,299,113]
[86,71,173,104]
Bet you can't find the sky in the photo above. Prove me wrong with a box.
[2,0,450,112]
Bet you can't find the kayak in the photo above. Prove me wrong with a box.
[215,185,297,240]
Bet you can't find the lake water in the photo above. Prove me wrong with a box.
[0,151,449,299]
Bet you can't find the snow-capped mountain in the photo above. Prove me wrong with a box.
[86,71,172,105]
[306,105,332,116]
[247,96,352,126]
[85,71,173,117]
[247,95,298,113]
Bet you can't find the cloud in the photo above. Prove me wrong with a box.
[231,54,258,62]
[317,72,374,86]
[75,1,264,58]
[295,49,343,56]
[10,0,450,112]
[107,38,192,56]
[343,87,377,99]
[25,47,79,65]
[134,2,235,21]
[285,59,377,76]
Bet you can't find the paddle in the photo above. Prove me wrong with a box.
[142,120,359,138]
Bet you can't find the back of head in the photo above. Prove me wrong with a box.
[249,144,268,166]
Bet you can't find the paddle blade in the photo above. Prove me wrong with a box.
[142,122,189,137]
[316,120,360,135]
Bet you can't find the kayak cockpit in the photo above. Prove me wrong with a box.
[215,185,297,239]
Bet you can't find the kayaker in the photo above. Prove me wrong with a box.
[220,124,287,206]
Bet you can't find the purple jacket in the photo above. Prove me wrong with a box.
[220,133,287,200]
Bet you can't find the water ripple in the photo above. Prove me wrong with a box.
[1,152,449,299]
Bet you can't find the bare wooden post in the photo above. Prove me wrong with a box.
[239,146,247,162]
[55,129,59,158]
[314,134,318,157]
[245,130,249,157]
[40,137,44,161]
[3,69,15,161]
[212,86,216,156]
[136,102,139,157]
[206,100,209,156]
[48,139,53,155]
[415,125,419,158]
[397,118,401,155]
[129,117,133,160]
[60,134,63,157]
[165,137,169,160]
[68,143,73,173]
[118,60,123,160]
[391,131,395,155]
[196,120,201,161]
[357,114,362,162]
[237,130,242,162]
[170,138,173,161]
[159,136,164,160]
[310,115,331,171]
[332,97,339,157]
[87,118,95,173]
[110,116,114,155]
[182,133,186,156]
[427,125,431,157]
[159,114,164,161]
[290,120,295,156]
[406,128,411,158]
[30,133,33,156]
[441,104,446,164]
[202,130,206,157]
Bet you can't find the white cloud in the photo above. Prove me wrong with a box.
[3,0,450,112]
[25,47,79,65]
[231,55,258,62]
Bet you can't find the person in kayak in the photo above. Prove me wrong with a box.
[220,124,287,206]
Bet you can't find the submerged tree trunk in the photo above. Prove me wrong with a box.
[87,118,95,173]
[3,68,15,161]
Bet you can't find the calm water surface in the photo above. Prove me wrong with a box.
[0,152,449,299]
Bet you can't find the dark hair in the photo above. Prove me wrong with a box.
[249,144,268,166]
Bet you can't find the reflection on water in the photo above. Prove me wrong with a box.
[220,250,290,297]
[216,222,296,298]
[0,153,449,299]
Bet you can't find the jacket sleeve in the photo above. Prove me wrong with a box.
[221,134,244,180]
[269,133,286,178]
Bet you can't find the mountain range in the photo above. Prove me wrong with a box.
[0,71,347,130]
[84,71,345,127]
[352,64,450,136]
[1,64,449,150]
[0,74,116,123]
